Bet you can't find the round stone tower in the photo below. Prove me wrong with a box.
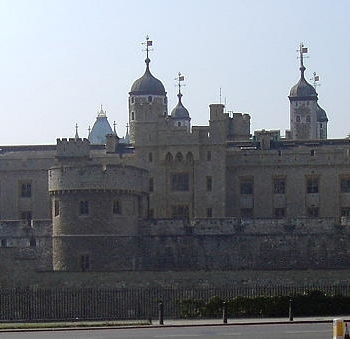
[49,138,149,271]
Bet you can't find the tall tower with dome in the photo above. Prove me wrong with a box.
[128,36,168,147]
[288,43,328,140]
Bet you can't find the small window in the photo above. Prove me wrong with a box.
[311,150,315,156]
[177,122,181,127]
[148,96,152,103]
[21,211,32,221]
[30,237,37,247]
[166,152,173,162]
[131,112,135,120]
[240,208,253,218]
[274,178,286,194]
[148,209,154,218]
[21,183,32,197]
[206,151,212,161]
[175,152,183,162]
[306,115,311,123]
[307,207,319,217]
[171,205,189,219]
[206,207,213,217]
[240,180,253,194]
[131,97,135,104]
[206,176,212,192]
[296,115,301,123]
[149,178,154,192]
[341,207,350,216]
[307,177,319,193]
[274,208,286,219]
[113,200,122,215]
[171,173,189,191]
[148,152,153,162]
[54,200,60,217]
[80,254,90,272]
[79,201,89,215]
[341,178,350,193]
[1,239,7,247]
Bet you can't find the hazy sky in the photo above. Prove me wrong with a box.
[0,0,349,145]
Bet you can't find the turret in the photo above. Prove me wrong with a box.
[288,43,328,140]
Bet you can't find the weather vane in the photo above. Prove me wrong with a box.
[175,72,185,94]
[297,42,309,69]
[311,72,321,90]
[142,35,153,59]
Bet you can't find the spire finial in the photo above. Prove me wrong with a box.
[88,125,91,137]
[75,123,79,139]
[175,72,185,102]
[142,35,153,65]
[113,121,117,134]
[298,43,308,77]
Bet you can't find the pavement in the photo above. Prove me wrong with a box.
[151,316,350,327]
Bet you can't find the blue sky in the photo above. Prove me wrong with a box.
[0,0,349,144]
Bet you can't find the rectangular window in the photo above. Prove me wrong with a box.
[341,178,350,193]
[80,254,90,272]
[307,207,319,217]
[54,200,60,217]
[274,208,286,219]
[149,178,154,192]
[206,207,213,217]
[206,176,212,192]
[307,177,319,193]
[21,211,32,221]
[240,179,253,194]
[148,152,153,162]
[79,201,89,215]
[21,182,32,197]
[171,173,189,191]
[341,207,350,216]
[206,150,212,161]
[171,205,189,219]
[113,200,121,215]
[240,208,253,218]
[274,178,286,194]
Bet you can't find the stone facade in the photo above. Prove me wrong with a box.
[0,42,349,287]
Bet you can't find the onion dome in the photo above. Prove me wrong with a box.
[316,103,328,122]
[289,44,317,101]
[88,106,114,144]
[129,58,166,96]
[171,92,189,118]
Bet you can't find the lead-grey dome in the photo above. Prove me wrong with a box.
[129,58,166,96]
[289,65,317,100]
[171,93,189,118]
[316,103,328,122]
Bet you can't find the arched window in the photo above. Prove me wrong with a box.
[186,152,193,162]
[175,152,183,162]
[166,152,173,162]
[131,112,135,121]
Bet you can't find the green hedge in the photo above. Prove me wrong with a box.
[177,290,350,318]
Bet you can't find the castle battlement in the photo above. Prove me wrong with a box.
[56,138,90,158]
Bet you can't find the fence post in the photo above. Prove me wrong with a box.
[289,298,293,321]
[159,301,164,325]
[223,301,227,324]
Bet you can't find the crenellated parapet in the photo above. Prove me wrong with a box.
[56,138,90,159]
[49,164,148,194]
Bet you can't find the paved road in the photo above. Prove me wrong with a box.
[0,322,332,338]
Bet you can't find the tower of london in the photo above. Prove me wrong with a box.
[1,40,350,288]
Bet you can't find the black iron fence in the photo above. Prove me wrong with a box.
[0,284,349,322]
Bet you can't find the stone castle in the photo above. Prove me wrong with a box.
[1,40,350,287]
